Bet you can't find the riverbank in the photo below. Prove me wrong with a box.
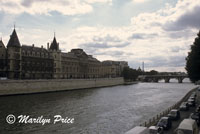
[0,78,124,96]
[125,86,198,134]
[124,81,139,85]
[139,87,197,127]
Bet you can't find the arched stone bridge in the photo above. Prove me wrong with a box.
[138,75,188,83]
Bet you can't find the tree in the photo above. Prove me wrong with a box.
[122,67,142,81]
[186,31,200,83]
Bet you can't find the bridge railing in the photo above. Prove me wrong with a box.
[139,87,198,127]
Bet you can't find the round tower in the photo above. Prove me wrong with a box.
[6,28,22,79]
[48,35,62,79]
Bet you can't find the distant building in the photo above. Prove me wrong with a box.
[102,60,128,78]
[0,28,129,79]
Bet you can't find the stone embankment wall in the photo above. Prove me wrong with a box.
[0,78,124,96]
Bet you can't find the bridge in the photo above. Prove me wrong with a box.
[138,75,188,83]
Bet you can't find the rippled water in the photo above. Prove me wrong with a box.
[0,80,197,134]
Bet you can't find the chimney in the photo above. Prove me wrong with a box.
[41,45,43,49]
[58,43,59,50]
[47,43,49,50]
[32,44,34,47]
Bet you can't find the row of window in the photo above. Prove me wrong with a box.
[61,66,100,73]
[22,51,50,58]
[22,67,53,72]
[61,60,100,67]
[22,62,53,67]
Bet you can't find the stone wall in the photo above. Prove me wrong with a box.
[0,78,124,95]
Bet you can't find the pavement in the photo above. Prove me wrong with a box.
[164,89,200,134]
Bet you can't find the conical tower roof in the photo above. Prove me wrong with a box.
[50,37,59,50]
[7,29,21,47]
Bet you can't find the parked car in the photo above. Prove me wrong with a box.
[149,126,163,134]
[196,105,200,113]
[125,126,149,134]
[167,109,180,120]
[157,117,172,130]
[190,112,200,126]
[175,119,198,134]
[189,94,196,101]
[189,97,196,104]
[188,98,196,107]
[180,102,189,111]
[191,92,197,98]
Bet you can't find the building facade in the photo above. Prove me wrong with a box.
[0,29,128,79]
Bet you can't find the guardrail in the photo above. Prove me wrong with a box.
[139,87,198,127]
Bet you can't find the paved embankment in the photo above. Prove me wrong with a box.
[164,104,196,134]
[134,86,199,134]
[164,88,200,134]
[139,87,197,127]
[0,78,124,96]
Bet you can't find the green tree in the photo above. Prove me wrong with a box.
[186,31,200,83]
[145,70,158,75]
[122,67,142,81]
[122,67,131,80]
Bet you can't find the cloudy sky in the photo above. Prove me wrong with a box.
[0,0,200,72]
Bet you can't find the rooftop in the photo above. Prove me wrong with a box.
[7,29,21,48]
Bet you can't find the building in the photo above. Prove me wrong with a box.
[21,45,53,79]
[0,39,7,77]
[102,60,129,78]
[0,28,128,79]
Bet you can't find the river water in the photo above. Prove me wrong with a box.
[0,80,197,134]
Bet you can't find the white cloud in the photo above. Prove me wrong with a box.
[62,0,200,71]
[132,0,150,3]
[0,0,112,15]
[2,0,200,72]
[85,0,112,4]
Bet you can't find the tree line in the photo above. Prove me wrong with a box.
[186,30,200,83]
[122,67,159,81]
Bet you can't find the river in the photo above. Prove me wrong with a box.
[0,79,197,134]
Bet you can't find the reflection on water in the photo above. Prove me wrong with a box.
[0,80,197,134]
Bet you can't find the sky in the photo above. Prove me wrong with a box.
[0,0,200,72]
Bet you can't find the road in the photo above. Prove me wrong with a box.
[164,90,199,134]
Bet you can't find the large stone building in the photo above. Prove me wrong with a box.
[0,28,128,79]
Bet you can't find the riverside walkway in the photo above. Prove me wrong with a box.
[164,103,196,134]
[163,89,199,134]
[135,87,200,134]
